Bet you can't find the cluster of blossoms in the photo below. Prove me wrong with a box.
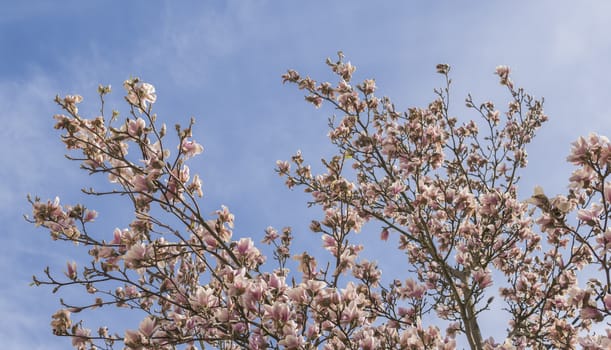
[29,55,610,349]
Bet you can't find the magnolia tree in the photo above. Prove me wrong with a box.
[28,54,611,350]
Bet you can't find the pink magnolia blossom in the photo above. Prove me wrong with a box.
[380,228,389,241]
[403,278,426,299]
[123,243,148,266]
[581,306,603,321]
[495,65,510,79]
[65,261,77,280]
[604,294,611,310]
[495,65,513,89]
[50,309,71,335]
[71,327,91,349]
[124,80,157,111]
[180,138,203,159]
[127,118,146,137]
[359,79,376,94]
[62,94,83,114]
[577,204,603,225]
[471,268,493,288]
[138,317,158,338]
[83,209,97,222]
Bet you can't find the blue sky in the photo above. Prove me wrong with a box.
[3,1,611,348]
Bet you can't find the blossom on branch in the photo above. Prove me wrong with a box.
[28,58,611,350]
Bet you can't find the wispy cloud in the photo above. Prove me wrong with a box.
[0,74,78,213]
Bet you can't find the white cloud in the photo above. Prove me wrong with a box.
[0,74,80,213]
[137,1,272,86]
[546,2,611,65]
